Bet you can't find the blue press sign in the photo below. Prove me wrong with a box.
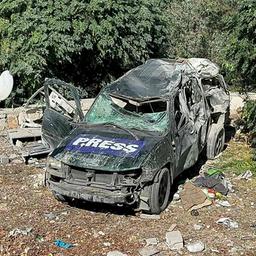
[65,134,145,158]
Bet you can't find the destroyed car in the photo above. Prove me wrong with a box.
[43,58,230,214]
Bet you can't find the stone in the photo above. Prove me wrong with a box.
[29,173,45,188]
[0,113,6,119]
[186,241,205,253]
[15,140,23,147]
[7,114,19,129]
[173,192,180,201]
[107,251,127,256]
[0,155,9,164]
[140,214,161,220]
[145,238,159,246]
[44,212,57,220]
[138,246,160,256]
[0,119,6,131]
[166,230,183,250]
[193,224,203,230]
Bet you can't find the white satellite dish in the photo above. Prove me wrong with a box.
[0,70,14,101]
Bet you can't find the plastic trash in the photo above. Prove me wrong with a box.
[216,218,238,229]
[54,239,74,249]
[238,170,253,180]
[216,200,231,207]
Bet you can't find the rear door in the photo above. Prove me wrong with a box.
[42,79,84,149]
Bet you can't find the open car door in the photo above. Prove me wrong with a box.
[42,79,84,149]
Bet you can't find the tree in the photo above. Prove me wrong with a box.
[224,0,256,89]
[167,0,237,70]
[0,0,169,104]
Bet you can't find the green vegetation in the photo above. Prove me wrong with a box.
[0,0,169,103]
[224,0,256,89]
[213,140,256,175]
[0,0,255,101]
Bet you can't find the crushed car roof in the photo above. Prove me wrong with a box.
[106,58,220,101]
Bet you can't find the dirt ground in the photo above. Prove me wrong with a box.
[0,133,256,256]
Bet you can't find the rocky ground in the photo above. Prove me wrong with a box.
[0,132,256,256]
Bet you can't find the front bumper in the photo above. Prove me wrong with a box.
[46,165,142,205]
[47,179,131,204]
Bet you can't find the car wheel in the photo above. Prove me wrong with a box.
[206,123,225,160]
[148,167,171,214]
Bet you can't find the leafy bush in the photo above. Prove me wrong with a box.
[0,0,169,105]
[223,0,256,89]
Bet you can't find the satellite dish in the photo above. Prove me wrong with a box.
[0,70,14,101]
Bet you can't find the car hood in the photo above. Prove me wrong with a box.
[51,125,164,172]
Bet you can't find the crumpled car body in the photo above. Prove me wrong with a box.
[43,58,230,214]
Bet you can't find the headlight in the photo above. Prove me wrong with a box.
[47,156,62,169]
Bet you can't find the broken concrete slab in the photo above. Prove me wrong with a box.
[186,241,205,253]
[140,214,161,220]
[107,251,127,256]
[165,230,183,250]
[145,238,159,246]
[138,246,160,256]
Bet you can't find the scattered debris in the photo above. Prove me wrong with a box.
[216,218,239,229]
[107,251,127,256]
[44,212,58,221]
[216,200,231,207]
[250,224,256,229]
[145,238,159,246]
[165,230,183,250]
[28,173,45,188]
[138,246,160,256]
[103,242,111,247]
[9,227,33,237]
[180,182,207,211]
[186,241,205,253]
[54,239,75,249]
[238,170,253,180]
[193,224,203,230]
[194,172,229,195]
[140,214,160,220]
[8,128,51,160]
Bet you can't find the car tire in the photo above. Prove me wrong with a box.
[148,167,171,214]
[206,123,225,160]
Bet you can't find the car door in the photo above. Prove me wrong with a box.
[42,79,84,149]
[174,77,209,172]
[173,87,197,173]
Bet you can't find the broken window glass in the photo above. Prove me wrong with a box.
[84,93,169,133]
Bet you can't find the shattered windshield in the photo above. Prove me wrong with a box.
[84,92,169,133]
